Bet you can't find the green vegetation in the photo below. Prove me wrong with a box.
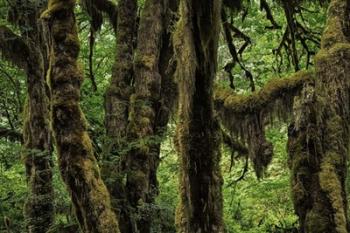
[3,0,350,233]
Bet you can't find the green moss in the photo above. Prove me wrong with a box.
[215,70,313,116]
[128,93,137,128]
[134,52,157,69]
[305,208,330,233]
[319,153,347,233]
[41,0,75,19]
[320,0,349,48]
[315,43,350,66]
[215,71,314,178]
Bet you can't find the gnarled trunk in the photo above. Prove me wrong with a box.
[288,0,350,232]
[41,1,119,232]
[174,0,224,232]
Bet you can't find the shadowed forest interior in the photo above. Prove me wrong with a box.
[1,0,350,232]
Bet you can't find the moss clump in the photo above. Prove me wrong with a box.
[215,70,313,118]
[41,0,75,19]
[319,153,347,233]
[321,0,349,48]
[215,70,314,177]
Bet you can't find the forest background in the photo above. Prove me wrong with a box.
[0,0,333,232]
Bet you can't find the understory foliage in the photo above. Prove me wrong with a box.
[3,0,350,233]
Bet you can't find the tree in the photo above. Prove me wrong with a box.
[174,0,224,232]
[40,0,119,232]
[101,0,178,232]
[0,1,54,232]
[2,0,350,232]
[288,0,350,231]
[214,0,350,232]
[102,0,137,231]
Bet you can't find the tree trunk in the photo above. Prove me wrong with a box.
[174,0,224,232]
[41,1,119,232]
[23,42,54,233]
[288,0,350,232]
[0,1,55,232]
[102,0,178,232]
[103,0,137,231]
[125,0,166,232]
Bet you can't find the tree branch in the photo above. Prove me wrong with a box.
[215,71,313,178]
[260,0,281,29]
[82,0,118,31]
[221,9,254,91]
[0,26,30,70]
[214,70,314,133]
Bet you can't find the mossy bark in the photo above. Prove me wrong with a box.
[102,0,178,232]
[41,1,119,232]
[288,0,350,232]
[103,0,137,232]
[125,0,168,232]
[23,44,54,233]
[0,2,55,232]
[174,0,224,232]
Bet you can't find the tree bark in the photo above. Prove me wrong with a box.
[1,1,55,232]
[125,0,167,232]
[174,0,224,232]
[288,0,350,232]
[102,0,178,232]
[23,42,54,233]
[102,0,137,232]
[41,1,119,232]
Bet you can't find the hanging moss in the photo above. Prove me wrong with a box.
[215,70,313,177]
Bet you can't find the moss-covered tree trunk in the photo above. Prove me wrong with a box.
[125,0,168,232]
[288,0,350,232]
[41,1,119,232]
[0,1,55,232]
[174,0,224,232]
[103,0,137,231]
[102,0,178,232]
[23,43,54,233]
